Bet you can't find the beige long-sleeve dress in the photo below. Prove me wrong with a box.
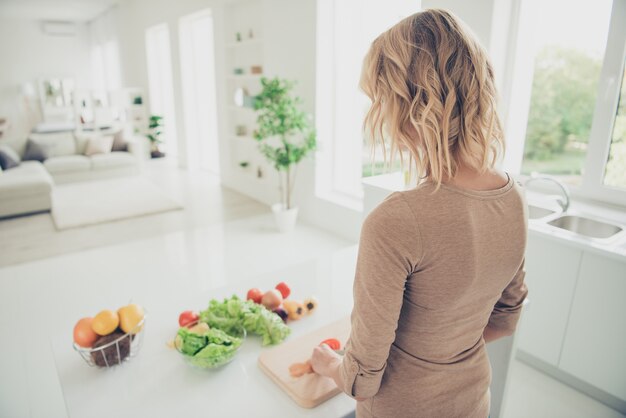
[339,172,528,418]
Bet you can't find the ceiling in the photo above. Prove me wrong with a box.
[0,0,119,22]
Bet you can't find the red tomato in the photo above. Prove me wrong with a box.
[246,288,264,304]
[320,338,341,351]
[275,282,291,299]
[178,310,199,327]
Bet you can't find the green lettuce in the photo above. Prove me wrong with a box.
[177,328,207,356]
[199,295,290,346]
[177,326,243,368]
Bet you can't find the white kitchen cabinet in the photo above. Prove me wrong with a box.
[516,234,583,366]
[559,252,626,401]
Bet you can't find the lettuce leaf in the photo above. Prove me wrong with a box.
[177,327,207,356]
[199,295,290,346]
[177,326,243,367]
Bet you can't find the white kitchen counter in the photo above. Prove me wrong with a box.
[0,214,357,418]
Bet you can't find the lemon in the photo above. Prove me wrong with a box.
[92,310,120,336]
[117,304,145,334]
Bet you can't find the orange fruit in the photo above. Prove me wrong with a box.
[91,310,120,336]
[73,317,99,347]
[117,304,145,334]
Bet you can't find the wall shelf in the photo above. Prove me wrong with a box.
[227,105,255,112]
[226,74,263,81]
[232,135,256,141]
[226,38,263,49]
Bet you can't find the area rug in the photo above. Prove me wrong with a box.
[51,177,183,230]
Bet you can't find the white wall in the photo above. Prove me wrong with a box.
[0,19,91,149]
[107,0,227,169]
[94,0,517,243]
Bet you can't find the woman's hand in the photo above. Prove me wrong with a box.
[310,343,342,378]
[311,344,368,402]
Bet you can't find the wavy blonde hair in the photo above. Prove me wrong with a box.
[361,8,505,188]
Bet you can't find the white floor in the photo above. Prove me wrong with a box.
[0,161,622,418]
[0,159,268,267]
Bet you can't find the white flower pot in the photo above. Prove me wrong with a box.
[271,203,299,233]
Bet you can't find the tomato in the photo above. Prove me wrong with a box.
[275,282,291,299]
[178,310,199,327]
[320,338,341,351]
[246,288,264,304]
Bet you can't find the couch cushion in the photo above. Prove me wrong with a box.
[44,155,91,174]
[0,144,21,169]
[22,139,51,162]
[28,132,77,157]
[0,161,53,197]
[84,135,114,156]
[90,152,136,170]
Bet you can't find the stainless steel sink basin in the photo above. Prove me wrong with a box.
[548,215,623,239]
[528,204,556,219]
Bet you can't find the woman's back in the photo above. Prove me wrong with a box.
[396,172,527,362]
[344,173,528,418]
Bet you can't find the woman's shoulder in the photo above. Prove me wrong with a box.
[364,191,418,233]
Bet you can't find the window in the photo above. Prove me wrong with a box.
[519,0,613,185]
[145,23,178,157]
[315,0,416,208]
[508,0,626,205]
[89,8,122,107]
[179,9,220,174]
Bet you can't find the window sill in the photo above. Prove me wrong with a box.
[316,189,364,212]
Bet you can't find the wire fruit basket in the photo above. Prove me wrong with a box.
[73,315,146,368]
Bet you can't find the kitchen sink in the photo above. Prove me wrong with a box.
[547,215,623,239]
[528,204,557,219]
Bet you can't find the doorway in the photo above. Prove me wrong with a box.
[179,9,221,175]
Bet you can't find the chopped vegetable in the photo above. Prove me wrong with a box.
[303,297,318,315]
[188,322,210,335]
[275,282,291,299]
[289,360,313,378]
[273,308,288,323]
[176,326,242,368]
[178,310,199,328]
[283,300,305,320]
[177,328,208,356]
[199,295,290,346]
[261,289,283,310]
[320,338,341,351]
[246,288,263,304]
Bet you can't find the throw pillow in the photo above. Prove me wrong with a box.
[84,135,114,156]
[27,132,76,157]
[0,144,21,169]
[111,130,128,152]
[22,139,50,162]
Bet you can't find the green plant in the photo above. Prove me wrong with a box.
[147,115,164,146]
[253,77,316,210]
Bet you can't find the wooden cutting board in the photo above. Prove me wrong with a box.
[258,317,351,408]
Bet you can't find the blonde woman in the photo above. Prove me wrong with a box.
[311,9,528,418]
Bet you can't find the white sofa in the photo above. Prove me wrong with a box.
[0,130,145,218]
[0,161,53,218]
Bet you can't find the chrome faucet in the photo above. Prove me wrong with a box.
[524,172,571,212]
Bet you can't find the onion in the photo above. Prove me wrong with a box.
[261,289,283,310]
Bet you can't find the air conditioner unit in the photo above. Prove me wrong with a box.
[41,21,77,37]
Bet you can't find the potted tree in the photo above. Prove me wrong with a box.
[253,77,316,233]
[147,115,165,158]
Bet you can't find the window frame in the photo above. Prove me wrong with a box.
[579,0,626,204]
[509,0,626,207]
